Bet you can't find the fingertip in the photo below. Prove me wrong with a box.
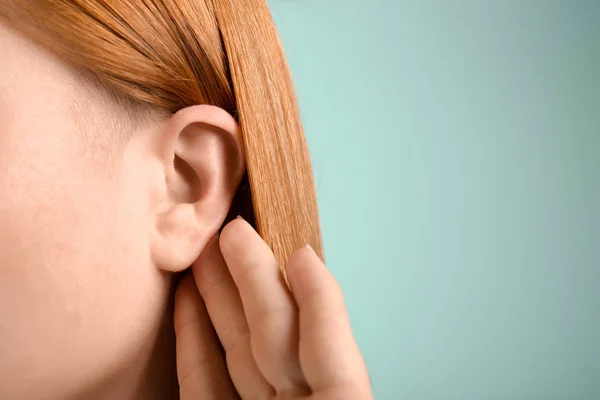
[191,233,223,284]
[219,217,251,250]
[288,244,325,270]
[286,245,331,298]
[218,218,268,270]
[288,245,319,269]
[174,272,204,333]
[302,243,325,265]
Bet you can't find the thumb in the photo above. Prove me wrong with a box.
[174,272,239,399]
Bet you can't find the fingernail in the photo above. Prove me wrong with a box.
[305,243,313,251]
[236,215,244,220]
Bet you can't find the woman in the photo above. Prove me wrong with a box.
[0,1,371,398]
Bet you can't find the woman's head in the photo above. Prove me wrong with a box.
[0,1,322,398]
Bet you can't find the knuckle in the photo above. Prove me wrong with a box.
[195,268,227,297]
[219,321,249,352]
[233,256,262,288]
[300,311,348,339]
[177,361,219,391]
[174,316,199,339]
[247,306,294,331]
[302,279,343,307]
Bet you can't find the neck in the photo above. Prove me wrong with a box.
[75,282,180,400]
[139,304,179,400]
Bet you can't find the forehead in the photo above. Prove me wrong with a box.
[0,21,91,132]
[0,24,138,168]
[0,21,76,96]
[0,22,142,138]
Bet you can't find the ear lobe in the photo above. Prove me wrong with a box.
[151,105,245,272]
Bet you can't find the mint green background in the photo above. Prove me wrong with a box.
[270,1,599,399]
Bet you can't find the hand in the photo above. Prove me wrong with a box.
[174,217,372,399]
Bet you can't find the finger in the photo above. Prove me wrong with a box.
[287,246,370,393]
[174,273,239,400]
[192,235,273,399]
[219,218,308,394]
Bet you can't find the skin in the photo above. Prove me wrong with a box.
[176,218,373,399]
[0,21,371,400]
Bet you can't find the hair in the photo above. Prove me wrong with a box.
[0,0,324,266]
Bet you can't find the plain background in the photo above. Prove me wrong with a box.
[269,1,600,399]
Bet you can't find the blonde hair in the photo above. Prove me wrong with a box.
[0,0,323,265]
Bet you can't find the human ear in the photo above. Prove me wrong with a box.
[151,105,245,272]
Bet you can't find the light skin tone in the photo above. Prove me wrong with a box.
[176,218,372,399]
[0,21,371,400]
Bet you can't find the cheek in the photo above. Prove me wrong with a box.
[0,116,125,291]
[0,121,165,393]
